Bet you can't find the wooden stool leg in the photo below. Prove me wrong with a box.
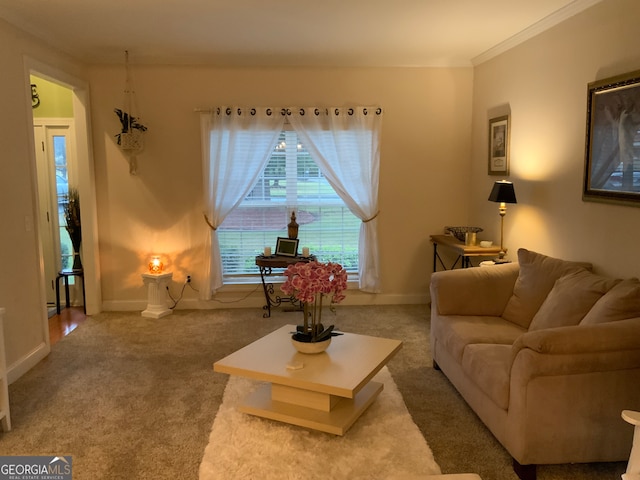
[64,276,70,308]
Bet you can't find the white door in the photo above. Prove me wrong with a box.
[33,120,76,306]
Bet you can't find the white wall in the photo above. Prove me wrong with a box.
[470,0,640,278]
[88,65,474,309]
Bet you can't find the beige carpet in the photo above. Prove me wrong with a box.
[0,306,627,479]
[199,366,441,479]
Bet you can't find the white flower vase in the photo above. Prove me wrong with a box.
[291,336,331,354]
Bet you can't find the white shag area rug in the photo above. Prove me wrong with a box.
[199,367,441,480]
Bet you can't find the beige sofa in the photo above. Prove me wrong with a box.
[429,249,640,480]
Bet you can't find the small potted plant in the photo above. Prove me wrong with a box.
[281,260,347,353]
[114,108,147,151]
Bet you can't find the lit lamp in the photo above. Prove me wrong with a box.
[148,256,163,274]
[488,180,517,259]
[142,255,172,318]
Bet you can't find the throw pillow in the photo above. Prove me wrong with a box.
[528,270,620,331]
[501,248,592,329]
[580,277,640,325]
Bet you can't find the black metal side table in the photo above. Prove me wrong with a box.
[254,254,315,318]
[55,269,86,314]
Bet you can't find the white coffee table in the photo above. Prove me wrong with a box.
[214,324,402,435]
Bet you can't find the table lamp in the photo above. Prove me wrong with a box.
[488,180,517,259]
[148,255,164,274]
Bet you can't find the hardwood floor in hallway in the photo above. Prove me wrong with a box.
[48,307,86,346]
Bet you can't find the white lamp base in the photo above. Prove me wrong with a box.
[141,272,173,318]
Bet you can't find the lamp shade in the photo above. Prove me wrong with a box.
[488,181,517,204]
[148,255,164,274]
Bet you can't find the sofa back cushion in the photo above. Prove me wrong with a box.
[528,270,620,331]
[501,249,592,329]
[580,278,640,325]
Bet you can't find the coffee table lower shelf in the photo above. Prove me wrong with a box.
[240,380,384,436]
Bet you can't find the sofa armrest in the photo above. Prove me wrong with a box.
[430,262,519,316]
[513,317,640,356]
[506,319,640,465]
[510,318,640,380]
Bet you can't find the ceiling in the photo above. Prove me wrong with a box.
[0,0,601,67]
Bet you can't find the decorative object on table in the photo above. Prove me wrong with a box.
[583,69,640,206]
[263,246,272,256]
[444,226,483,243]
[488,180,517,259]
[464,232,477,246]
[115,50,147,175]
[63,187,82,270]
[480,240,493,248]
[281,261,348,353]
[287,210,299,239]
[275,236,299,257]
[148,255,164,274]
[488,115,510,175]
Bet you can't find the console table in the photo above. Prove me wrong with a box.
[255,254,315,318]
[430,234,504,271]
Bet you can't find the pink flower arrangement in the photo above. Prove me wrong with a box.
[281,261,348,341]
[281,261,348,305]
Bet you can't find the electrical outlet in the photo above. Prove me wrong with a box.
[186,275,191,283]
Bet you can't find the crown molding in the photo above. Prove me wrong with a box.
[471,0,604,66]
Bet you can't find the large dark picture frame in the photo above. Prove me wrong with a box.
[275,237,299,257]
[583,69,640,205]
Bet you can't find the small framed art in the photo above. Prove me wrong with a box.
[488,115,510,175]
[583,69,640,205]
[275,237,299,257]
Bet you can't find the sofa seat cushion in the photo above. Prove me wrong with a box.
[581,278,640,325]
[529,270,621,331]
[462,344,512,410]
[433,315,526,363]
[502,249,592,329]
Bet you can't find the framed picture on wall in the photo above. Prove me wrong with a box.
[488,115,510,175]
[583,69,640,206]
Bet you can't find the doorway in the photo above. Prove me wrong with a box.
[26,61,101,324]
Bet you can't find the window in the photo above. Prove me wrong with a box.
[218,130,359,277]
[53,135,75,271]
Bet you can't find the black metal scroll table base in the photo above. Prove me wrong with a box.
[255,254,316,318]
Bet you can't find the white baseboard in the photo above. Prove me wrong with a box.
[102,291,429,312]
[7,341,50,384]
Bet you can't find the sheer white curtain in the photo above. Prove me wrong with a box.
[200,107,284,298]
[288,107,383,293]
